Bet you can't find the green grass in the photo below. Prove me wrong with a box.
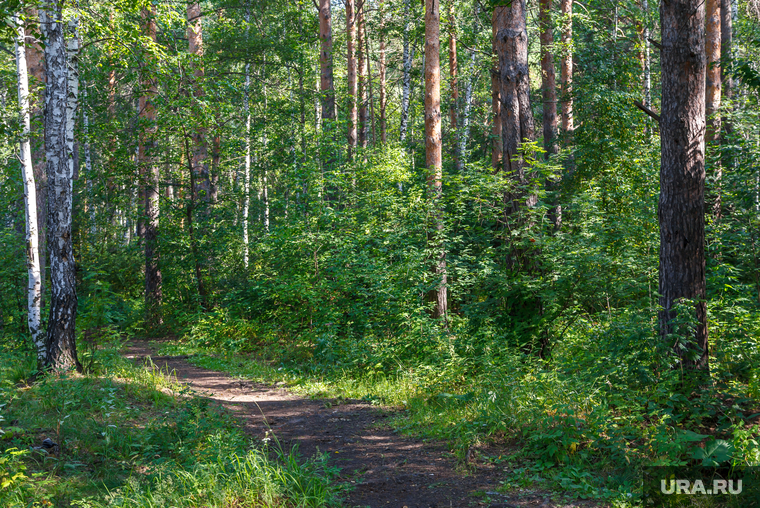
[0,336,343,508]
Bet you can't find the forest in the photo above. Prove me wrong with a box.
[1,0,760,505]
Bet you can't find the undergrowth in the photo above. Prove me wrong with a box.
[0,333,342,508]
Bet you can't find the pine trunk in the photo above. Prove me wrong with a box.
[379,0,387,144]
[425,0,447,323]
[400,0,412,142]
[540,0,557,157]
[188,2,210,203]
[560,0,573,135]
[448,4,460,169]
[347,0,358,156]
[659,0,708,369]
[319,0,335,122]
[491,10,502,170]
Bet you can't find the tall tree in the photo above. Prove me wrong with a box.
[705,0,721,140]
[141,6,162,324]
[539,0,557,157]
[40,0,80,372]
[346,0,358,156]
[243,5,251,268]
[559,0,573,136]
[15,13,44,366]
[659,0,708,369]
[448,2,460,168]
[358,5,367,148]
[400,0,412,142]
[491,10,502,169]
[425,0,447,322]
[494,0,535,180]
[318,0,335,122]
[187,2,210,202]
[379,0,387,144]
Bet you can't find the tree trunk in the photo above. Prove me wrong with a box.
[460,4,478,164]
[495,0,535,180]
[448,3,460,169]
[188,2,210,203]
[318,0,335,122]
[400,0,412,142]
[40,0,80,372]
[379,0,387,144]
[560,0,573,136]
[705,0,721,140]
[26,7,47,315]
[659,0,708,370]
[15,13,44,366]
[141,6,162,326]
[491,10,502,170]
[243,6,251,268]
[425,0,447,323]
[540,0,557,157]
[365,21,377,147]
[641,0,652,110]
[358,6,367,149]
[347,0,358,157]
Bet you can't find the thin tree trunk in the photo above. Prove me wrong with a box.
[15,13,43,366]
[560,0,573,136]
[365,21,377,147]
[460,3,477,164]
[358,6,367,149]
[491,10,502,170]
[449,3,460,169]
[400,0,412,142]
[318,0,335,122]
[141,6,162,325]
[719,0,733,172]
[40,0,80,372]
[425,0,447,323]
[540,0,557,157]
[243,6,251,268]
[263,61,270,232]
[659,0,708,370]
[184,135,208,310]
[705,0,721,141]
[347,0,358,157]
[641,0,652,110]
[188,2,210,203]
[379,0,387,144]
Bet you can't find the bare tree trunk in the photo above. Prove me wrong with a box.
[460,3,478,164]
[243,6,251,268]
[425,0,447,323]
[659,0,708,370]
[641,0,652,110]
[379,0,387,144]
[365,21,377,147]
[318,0,335,122]
[40,0,81,372]
[141,6,162,325]
[400,0,412,142]
[560,0,573,136]
[358,5,367,149]
[262,62,270,232]
[540,0,557,157]
[495,0,535,180]
[705,0,721,140]
[491,10,502,170]
[188,2,210,203]
[15,13,43,365]
[347,0,358,157]
[448,3,460,169]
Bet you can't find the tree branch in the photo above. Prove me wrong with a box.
[634,100,661,123]
[648,38,663,50]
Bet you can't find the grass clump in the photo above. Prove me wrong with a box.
[0,334,342,508]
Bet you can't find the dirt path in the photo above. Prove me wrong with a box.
[124,341,596,508]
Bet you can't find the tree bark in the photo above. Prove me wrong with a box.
[495,0,535,180]
[400,0,412,142]
[491,10,502,170]
[365,21,377,147]
[540,0,557,157]
[659,0,708,370]
[425,0,447,323]
[243,5,251,268]
[141,6,162,325]
[318,0,335,122]
[40,0,81,372]
[379,0,387,144]
[347,0,358,157]
[560,0,573,136]
[705,0,721,141]
[15,13,44,366]
[358,5,367,149]
[449,3,460,169]
[188,2,210,203]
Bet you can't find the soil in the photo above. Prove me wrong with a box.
[124,341,604,508]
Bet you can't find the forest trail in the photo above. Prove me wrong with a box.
[124,340,597,508]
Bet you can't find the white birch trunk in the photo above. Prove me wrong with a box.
[15,13,44,364]
[243,6,251,268]
[66,13,79,197]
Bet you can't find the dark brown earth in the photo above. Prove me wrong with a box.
[124,341,605,508]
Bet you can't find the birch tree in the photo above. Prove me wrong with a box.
[15,13,44,366]
[40,0,81,372]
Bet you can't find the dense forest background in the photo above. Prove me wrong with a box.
[2,0,760,504]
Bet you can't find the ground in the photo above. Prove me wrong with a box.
[124,340,605,508]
